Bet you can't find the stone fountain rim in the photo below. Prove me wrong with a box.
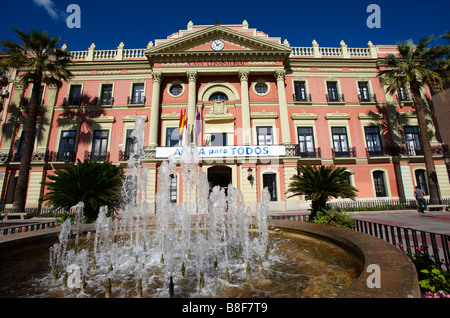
[268,219,420,298]
[0,220,420,298]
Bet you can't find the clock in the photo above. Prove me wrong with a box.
[211,39,225,51]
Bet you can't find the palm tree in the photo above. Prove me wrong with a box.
[378,36,450,204]
[286,164,357,219]
[0,29,72,211]
[42,160,124,223]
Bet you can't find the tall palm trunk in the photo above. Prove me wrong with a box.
[12,67,43,211]
[410,82,441,204]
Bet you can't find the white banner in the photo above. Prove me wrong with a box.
[155,145,286,158]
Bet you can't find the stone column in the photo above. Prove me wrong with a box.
[148,71,163,147]
[187,70,198,144]
[274,69,291,145]
[239,70,251,145]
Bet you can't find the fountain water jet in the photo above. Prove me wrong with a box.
[47,117,275,297]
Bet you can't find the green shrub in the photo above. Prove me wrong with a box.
[307,209,355,229]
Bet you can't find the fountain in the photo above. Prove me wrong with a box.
[0,117,420,298]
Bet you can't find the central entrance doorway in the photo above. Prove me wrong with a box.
[207,166,232,194]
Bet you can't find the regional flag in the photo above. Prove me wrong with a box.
[179,108,187,135]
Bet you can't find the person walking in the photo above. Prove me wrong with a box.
[414,186,427,213]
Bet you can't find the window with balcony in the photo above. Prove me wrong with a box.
[91,130,109,161]
[294,81,308,102]
[358,82,370,102]
[263,173,277,201]
[364,126,383,156]
[124,129,137,160]
[99,84,113,105]
[373,171,387,197]
[256,126,273,146]
[130,83,145,104]
[404,126,423,155]
[58,130,77,162]
[327,82,343,102]
[331,127,349,157]
[68,85,82,105]
[297,127,315,157]
[166,127,182,147]
[397,86,410,101]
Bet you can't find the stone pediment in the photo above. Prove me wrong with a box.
[145,25,291,64]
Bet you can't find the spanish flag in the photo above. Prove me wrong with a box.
[179,108,187,135]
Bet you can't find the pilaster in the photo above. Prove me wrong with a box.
[274,70,291,145]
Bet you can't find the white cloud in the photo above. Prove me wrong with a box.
[32,0,60,21]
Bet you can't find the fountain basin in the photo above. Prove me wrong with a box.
[0,219,419,298]
[269,220,420,298]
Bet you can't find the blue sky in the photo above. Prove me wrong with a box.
[2,0,449,51]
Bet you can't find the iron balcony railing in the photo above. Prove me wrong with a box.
[293,93,312,102]
[332,146,356,158]
[127,96,146,105]
[84,151,110,162]
[326,94,345,103]
[358,94,377,103]
[93,97,114,106]
[62,97,82,106]
[294,145,321,158]
[48,151,77,163]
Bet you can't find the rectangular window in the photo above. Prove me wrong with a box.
[294,81,307,101]
[39,86,45,105]
[404,126,423,155]
[415,169,428,195]
[58,130,77,161]
[397,87,409,101]
[263,173,277,201]
[364,126,383,156]
[327,82,339,102]
[332,127,349,157]
[124,129,137,160]
[131,83,145,104]
[68,85,82,105]
[358,82,370,102]
[100,84,113,105]
[209,133,227,147]
[92,130,109,161]
[373,171,387,197]
[166,127,182,147]
[297,127,315,157]
[257,126,273,146]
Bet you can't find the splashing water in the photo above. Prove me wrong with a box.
[48,117,273,297]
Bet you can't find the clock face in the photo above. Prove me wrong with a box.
[211,39,225,51]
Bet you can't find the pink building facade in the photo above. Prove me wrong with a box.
[1,21,449,212]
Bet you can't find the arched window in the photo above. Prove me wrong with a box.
[209,93,228,101]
